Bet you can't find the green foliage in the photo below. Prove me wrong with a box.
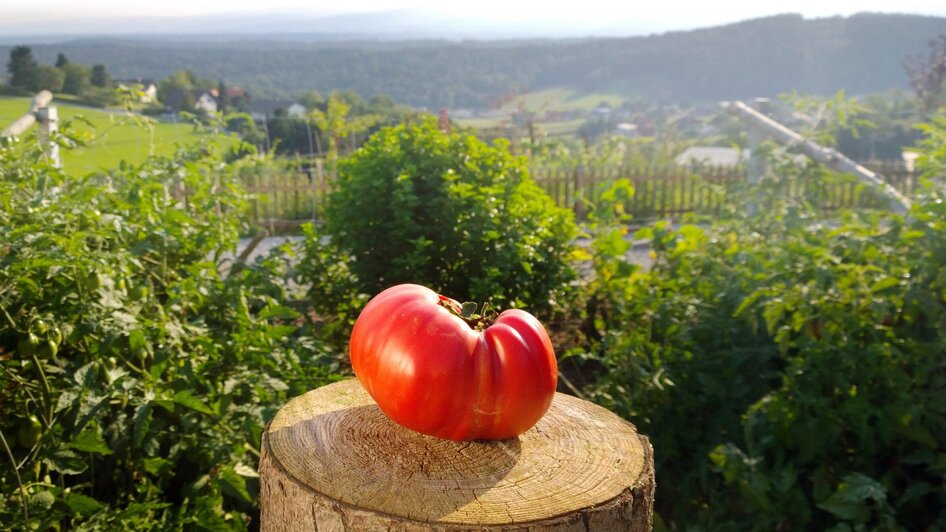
[308,93,379,163]
[6,46,36,90]
[90,64,111,89]
[309,117,578,316]
[914,114,946,180]
[30,65,64,93]
[0,133,340,528]
[60,63,91,96]
[580,137,946,529]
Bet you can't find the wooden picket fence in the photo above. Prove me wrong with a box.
[236,159,918,229]
[241,159,332,232]
[531,161,918,220]
[530,164,736,220]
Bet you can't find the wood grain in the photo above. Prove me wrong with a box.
[260,379,654,530]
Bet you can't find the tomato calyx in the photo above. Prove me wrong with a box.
[438,296,498,331]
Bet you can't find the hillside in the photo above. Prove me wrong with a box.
[3,13,945,108]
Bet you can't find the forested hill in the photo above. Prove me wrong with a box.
[6,13,946,108]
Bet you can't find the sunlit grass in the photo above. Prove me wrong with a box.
[1,97,237,175]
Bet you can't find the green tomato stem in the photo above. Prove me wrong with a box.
[0,427,28,523]
[438,296,499,331]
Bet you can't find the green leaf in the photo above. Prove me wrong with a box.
[763,300,786,335]
[63,492,103,516]
[258,304,300,320]
[55,390,79,413]
[869,276,900,293]
[172,390,215,415]
[143,457,171,475]
[45,448,88,475]
[896,422,938,448]
[69,428,113,455]
[133,404,152,447]
[234,463,260,479]
[218,465,254,504]
[817,473,887,523]
[74,361,98,387]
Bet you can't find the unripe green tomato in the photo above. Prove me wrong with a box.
[17,333,41,357]
[17,415,42,448]
[33,319,48,335]
[133,345,149,361]
[84,273,103,291]
[130,284,149,301]
[50,327,62,346]
[40,339,58,358]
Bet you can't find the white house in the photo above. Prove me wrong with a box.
[287,103,307,118]
[194,91,217,115]
[615,123,639,138]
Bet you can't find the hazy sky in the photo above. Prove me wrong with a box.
[2,0,946,37]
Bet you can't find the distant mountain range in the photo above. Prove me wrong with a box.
[0,9,657,42]
[2,13,944,108]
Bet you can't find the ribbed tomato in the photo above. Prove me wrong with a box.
[349,284,557,441]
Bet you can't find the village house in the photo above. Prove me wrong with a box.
[163,88,218,115]
[249,99,306,121]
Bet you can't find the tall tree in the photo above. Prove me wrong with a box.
[299,90,325,110]
[90,64,110,88]
[61,64,90,95]
[55,53,69,68]
[30,65,64,92]
[309,93,380,162]
[7,46,37,89]
[216,79,230,112]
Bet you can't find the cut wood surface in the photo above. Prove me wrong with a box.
[260,379,654,530]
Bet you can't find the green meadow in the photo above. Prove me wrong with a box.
[0,97,237,175]
[454,89,627,137]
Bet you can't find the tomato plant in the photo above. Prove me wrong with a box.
[0,129,343,530]
[349,284,557,441]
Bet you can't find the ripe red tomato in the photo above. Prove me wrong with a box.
[349,284,557,441]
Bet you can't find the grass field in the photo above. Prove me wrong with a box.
[455,89,627,139]
[0,97,237,175]
[512,89,626,113]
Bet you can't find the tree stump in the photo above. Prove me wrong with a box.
[259,379,654,531]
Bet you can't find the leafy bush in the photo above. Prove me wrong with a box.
[311,117,578,312]
[0,134,340,529]
[580,152,946,530]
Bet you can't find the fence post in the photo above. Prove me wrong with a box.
[3,91,60,168]
[315,158,324,218]
[36,106,60,168]
[573,164,584,219]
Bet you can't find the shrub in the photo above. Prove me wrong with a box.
[315,117,578,312]
[581,154,946,530]
[0,135,340,529]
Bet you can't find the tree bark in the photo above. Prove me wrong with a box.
[259,379,654,531]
